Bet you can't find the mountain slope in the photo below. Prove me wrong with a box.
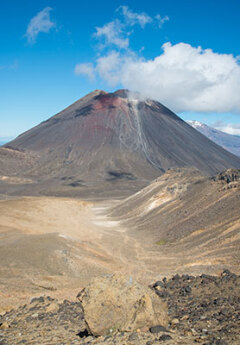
[2,89,240,196]
[188,120,240,157]
[108,167,240,271]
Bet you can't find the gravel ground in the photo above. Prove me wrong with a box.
[0,270,239,345]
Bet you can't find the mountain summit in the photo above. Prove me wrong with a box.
[3,89,240,196]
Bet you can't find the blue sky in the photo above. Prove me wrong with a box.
[1,0,240,141]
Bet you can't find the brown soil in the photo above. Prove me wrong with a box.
[0,169,239,314]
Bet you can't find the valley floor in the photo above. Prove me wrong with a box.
[0,192,239,313]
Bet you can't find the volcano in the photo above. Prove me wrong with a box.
[2,89,240,196]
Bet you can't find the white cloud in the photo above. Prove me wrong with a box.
[94,20,129,49]
[96,51,133,86]
[219,125,240,135]
[119,6,152,28]
[74,63,95,80]
[212,121,240,135]
[93,6,168,50]
[92,42,240,113]
[26,7,55,44]
[155,14,169,28]
[76,6,239,115]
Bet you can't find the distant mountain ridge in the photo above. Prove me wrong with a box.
[188,120,240,157]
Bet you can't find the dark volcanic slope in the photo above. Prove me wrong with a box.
[3,89,240,195]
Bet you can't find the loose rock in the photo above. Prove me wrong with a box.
[77,273,168,336]
[159,334,172,341]
[149,325,168,334]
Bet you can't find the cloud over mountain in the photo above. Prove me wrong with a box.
[81,43,240,114]
[75,6,240,115]
[212,121,240,135]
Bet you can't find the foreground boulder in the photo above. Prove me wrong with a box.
[77,273,168,336]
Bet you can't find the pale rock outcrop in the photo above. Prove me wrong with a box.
[77,273,168,336]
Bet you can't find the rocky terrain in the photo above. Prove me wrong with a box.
[212,168,240,183]
[0,270,239,345]
[0,90,240,345]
